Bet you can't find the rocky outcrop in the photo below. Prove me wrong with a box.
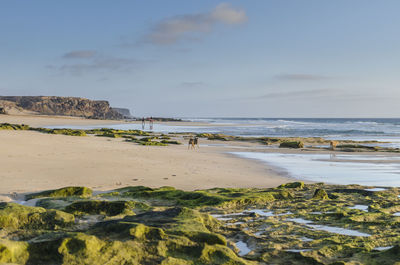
[0,96,124,119]
[112,107,132,118]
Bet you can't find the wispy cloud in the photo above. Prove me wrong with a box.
[143,3,247,45]
[244,88,394,101]
[252,89,332,99]
[274,74,330,81]
[179,81,206,89]
[62,50,98,59]
[49,50,138,76]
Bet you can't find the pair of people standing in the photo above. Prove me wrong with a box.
[141,117,154,130]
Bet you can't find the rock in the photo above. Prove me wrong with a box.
[65,200,150,216]
[279,182,305,189]
[0,239,29,264]
[312,189,329,200]
[279,141,304,148]
[112,107,132,118]
[0,202,75,230]
[26,186,93,200]
[0,96,124,120]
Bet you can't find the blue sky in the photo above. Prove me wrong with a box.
[1,1,400,117]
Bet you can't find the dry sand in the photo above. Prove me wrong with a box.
[0,115,292,198]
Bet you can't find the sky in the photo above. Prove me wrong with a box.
[1,0,400,118]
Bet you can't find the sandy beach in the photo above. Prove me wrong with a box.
[0,114,292,198]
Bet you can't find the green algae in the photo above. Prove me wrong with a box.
[0,239,29,264]
[279,141,304,148]
[26,186,93,200]
[3,183,400,264]
[0,123,30,130]
[0,203,74,230]
[279,182,305,189]
[38,128,87,136]
[161,140,181,145]
[313,189,330,200]
[65,200,151,216]
[117,186,292,208]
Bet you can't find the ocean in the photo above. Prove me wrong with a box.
[52,118,400,146]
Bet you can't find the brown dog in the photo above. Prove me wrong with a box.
[188,138,195,150]
[188,137,199,150]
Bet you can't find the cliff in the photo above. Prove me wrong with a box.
[0,96,124,120]
[113,107,133,118]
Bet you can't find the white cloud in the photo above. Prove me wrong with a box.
[274,74,330,81]
[50,51,138,75]
[144,3,247,45]
[211,3,247,24]
[63,50,97,59]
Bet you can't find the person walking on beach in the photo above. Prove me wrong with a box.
[149,116,154,130]
[141,117,145,130]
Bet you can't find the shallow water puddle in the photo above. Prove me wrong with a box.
[247,209,274,217]
[374,246,393,251]
[365,188,387,192]
[299,236,314,242]
[348,205,369,212]
[393,212,400,216]
[212,209,287,221]
[12,198,41,207]
[287,218,371,237]
[236,241,251,256]
[229,221,245,225]
[286,249,312,253]
[210,212,244,220]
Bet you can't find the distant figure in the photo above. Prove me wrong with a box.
[188,138,195,150]
[149,116,154,130]
[330,141,338,150]
[141,117,145,130]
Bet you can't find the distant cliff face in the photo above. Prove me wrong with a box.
[112,107,132,118]
[0,96,124,120]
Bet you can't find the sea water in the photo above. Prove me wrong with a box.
[231,152,400,186]
[48,118,400,147]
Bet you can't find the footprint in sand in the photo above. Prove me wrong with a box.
[163,178,169,180]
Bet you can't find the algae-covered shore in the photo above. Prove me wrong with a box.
[1,118,400,264]
[1,183,400,264]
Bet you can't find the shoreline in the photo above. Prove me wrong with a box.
[1,114,400,198]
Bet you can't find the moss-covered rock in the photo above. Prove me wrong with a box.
[161,140,181,145]
[26,186,93,200]
[0,202,75,230]
[129,223,166,240]
[58,233,143,265]
[279,182,305,189]
[31,128,86,136]
[0,123,30,130]
[65,200,150,216]
[119,186,292,208]
[279,141,304,148]
[0,239,29,264]
[312,189,329,200]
